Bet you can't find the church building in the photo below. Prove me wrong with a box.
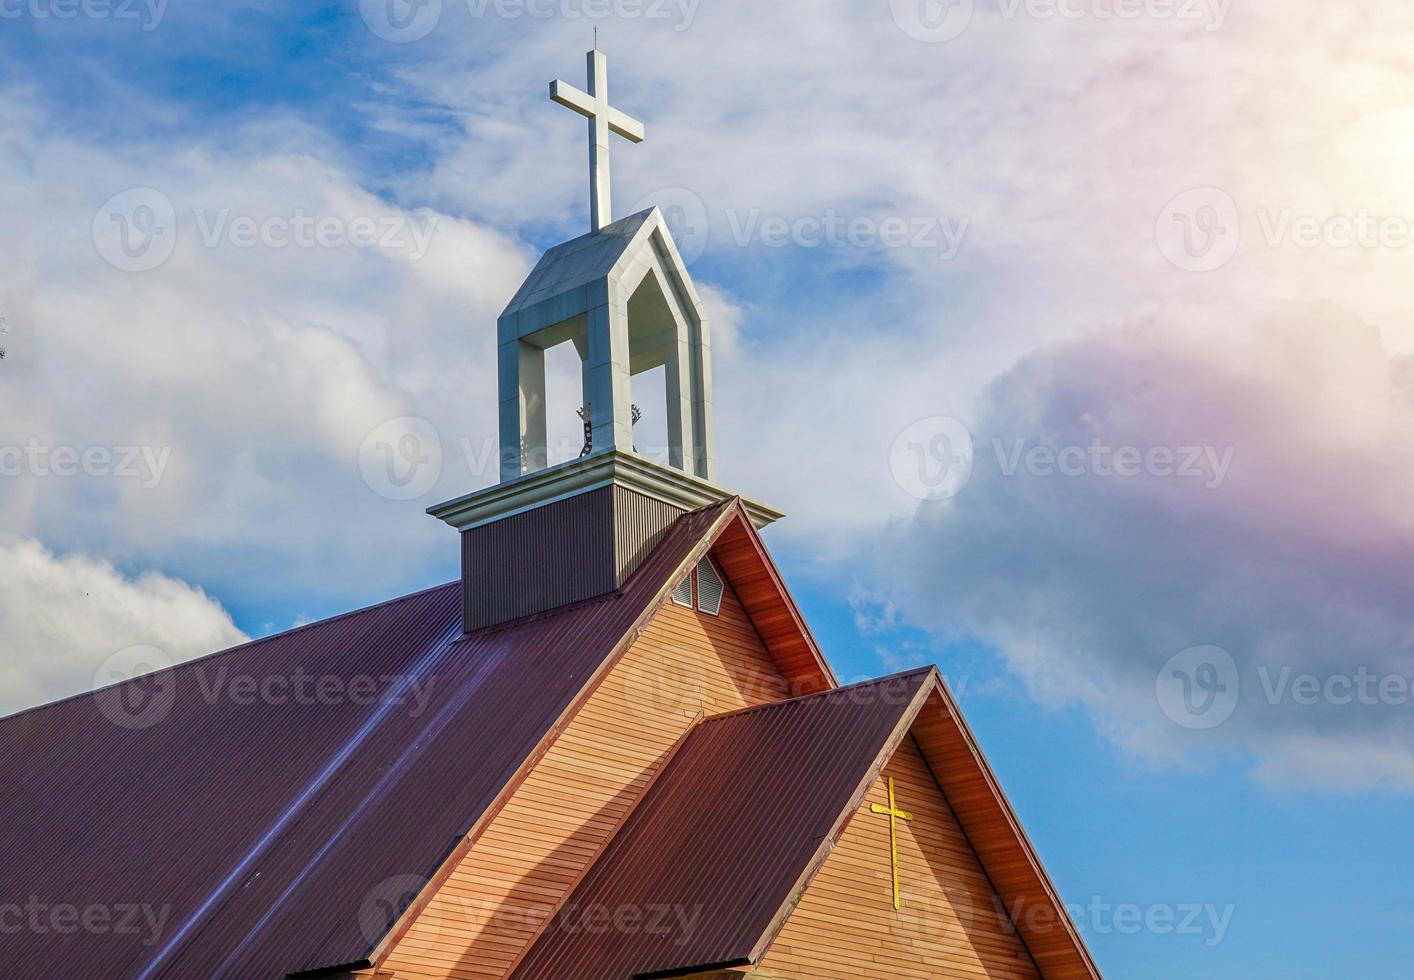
[2,52,1102,980]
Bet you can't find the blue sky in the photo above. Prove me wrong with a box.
[5,2,1414,976]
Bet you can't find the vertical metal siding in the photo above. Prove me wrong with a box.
[462,486,684,632]
[462,486,618,632]
[612,484,683,582]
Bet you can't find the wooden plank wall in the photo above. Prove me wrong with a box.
[757,736,1043,980]
[380,579,792,980]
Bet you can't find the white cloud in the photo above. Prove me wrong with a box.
[0,539,246,717]
[0,92,532,612]
[882,301,1414,788]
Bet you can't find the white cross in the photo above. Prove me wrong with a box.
[550,50,645,232]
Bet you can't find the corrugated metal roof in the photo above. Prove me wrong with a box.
[510,668,935,980]
[1,498,736,979]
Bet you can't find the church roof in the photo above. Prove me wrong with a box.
[510,669,937,980]
[1,499,740,980]
[512,664,1102,980]
[5,494,1094,980]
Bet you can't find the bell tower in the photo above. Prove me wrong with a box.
[497,206,715,483]
[430,50,781,634]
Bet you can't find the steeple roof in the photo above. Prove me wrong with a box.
[500,208,658,318]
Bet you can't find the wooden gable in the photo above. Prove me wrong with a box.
[757,734,1041,979]
[745,677,1098,980]
[377,520,822,979]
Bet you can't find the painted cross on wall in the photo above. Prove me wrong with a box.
[870,776,913,910]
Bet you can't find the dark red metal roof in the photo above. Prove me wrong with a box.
[511,668,935,980]
[1,499,737,979]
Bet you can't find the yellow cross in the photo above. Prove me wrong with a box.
[870,776,913,910]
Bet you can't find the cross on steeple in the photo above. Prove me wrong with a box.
[550,50,645,232]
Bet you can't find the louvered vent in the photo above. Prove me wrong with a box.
[695,557,724,616]
[671,575,694,607]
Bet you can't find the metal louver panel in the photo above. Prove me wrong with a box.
[695,556,724,615]
[671,575,694,607]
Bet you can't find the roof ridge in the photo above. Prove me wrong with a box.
[695,665,937,728]
[0,579,461,725]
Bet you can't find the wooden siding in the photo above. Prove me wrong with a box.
[758,736,1042,980]
[380,578,792,980]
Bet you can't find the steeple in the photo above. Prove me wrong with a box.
[496,207,716,484]
[429,51,781,634]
